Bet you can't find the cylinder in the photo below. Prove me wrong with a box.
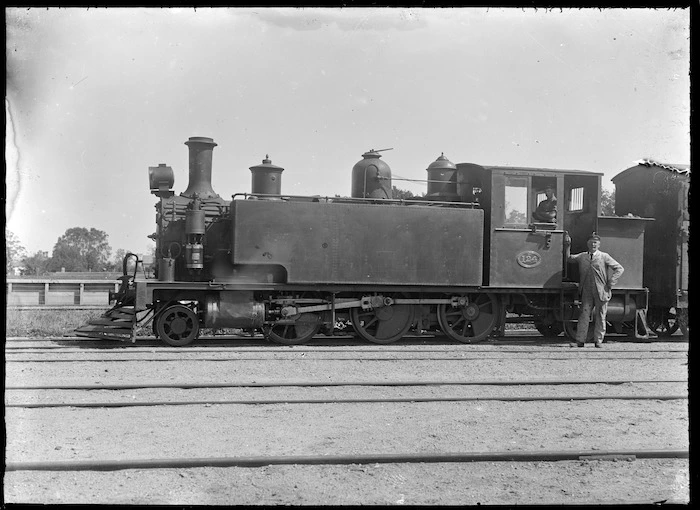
[605,295,637,322]
[249,155,284,195]
[182,137,219,199]
[426,153,458,200]
[205,291,265,329]
[158,258,176,282]
[351,150,392,199]
[185,209,206,235]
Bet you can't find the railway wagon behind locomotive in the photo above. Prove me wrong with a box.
[611,160,689,337]
[77,136,652,346]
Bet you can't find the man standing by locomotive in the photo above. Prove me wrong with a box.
[564,232,624,348]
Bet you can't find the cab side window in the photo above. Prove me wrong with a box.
[569,187,584,212]
[504,180,528,227]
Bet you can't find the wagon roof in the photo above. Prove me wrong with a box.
[611,159,691,183]
[482,165,604,177]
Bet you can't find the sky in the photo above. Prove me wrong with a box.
[5,7,690,257]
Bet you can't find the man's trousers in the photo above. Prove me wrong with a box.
[576,287,608,344]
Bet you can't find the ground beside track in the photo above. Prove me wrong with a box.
[3,333,690,505]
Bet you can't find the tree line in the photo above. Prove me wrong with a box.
[6,227,150,276]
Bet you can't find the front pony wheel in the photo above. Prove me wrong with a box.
[155,304,200,346]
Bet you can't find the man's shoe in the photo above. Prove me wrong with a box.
[570,342,585,348]
[594,342,603,348]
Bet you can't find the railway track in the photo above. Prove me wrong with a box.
[5,334,689,504]
[6,448,688,472]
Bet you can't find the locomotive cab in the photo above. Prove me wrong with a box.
[475,165,651,339]
[483,166,600,289]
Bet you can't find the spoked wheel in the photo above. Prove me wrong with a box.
[264,313,321,345]
[563,320,595,342]
[649,308,682,337]
[534,319,563,337]
[350,302,415,344]
[437,293,500,343]
[155,305,200,346]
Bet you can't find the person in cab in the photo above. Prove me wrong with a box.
[532,186,557,223]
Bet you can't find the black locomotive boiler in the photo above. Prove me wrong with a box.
[77,136,654,346]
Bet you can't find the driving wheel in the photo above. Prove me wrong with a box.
[264,313,321,345]
[350,303,415,344]
[437,293,499,343]
[563,319,595,342]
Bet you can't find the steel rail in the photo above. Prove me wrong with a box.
[3,345,689,353]
[5,448,689,472]
[4,354,687,363]
[5,378,686,391]
[5,336,688,347]
[5,394,688,409]
[7,334,688,343]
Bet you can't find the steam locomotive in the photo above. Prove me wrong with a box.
[77,136,683,346]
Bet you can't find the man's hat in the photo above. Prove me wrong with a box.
[588,232,601,241]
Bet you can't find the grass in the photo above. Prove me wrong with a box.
[6,309,108,338]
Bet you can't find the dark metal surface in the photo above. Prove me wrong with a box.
[351,149,392,199]
[249,155,284,195]
[148,163,174,198]
[205,290,264,329]
[181,136,219,199]
[426,153,459,200]
[597,216,648,289]
[231,200,484,285]
[612,163,689,309]
[489,229,565,288]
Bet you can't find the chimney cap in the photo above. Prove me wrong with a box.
[185,136,218,147]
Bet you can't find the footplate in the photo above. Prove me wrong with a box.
[75,305,137,342]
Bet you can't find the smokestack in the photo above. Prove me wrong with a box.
[181,137,219,199]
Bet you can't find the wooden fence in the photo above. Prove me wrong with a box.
[6,276,121,309]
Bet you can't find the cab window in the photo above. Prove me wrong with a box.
[569,186,584,211]
[504,182,528,226]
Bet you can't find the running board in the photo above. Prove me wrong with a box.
[75,305,137,342]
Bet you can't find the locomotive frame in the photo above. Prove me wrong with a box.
[77,136,656,346]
